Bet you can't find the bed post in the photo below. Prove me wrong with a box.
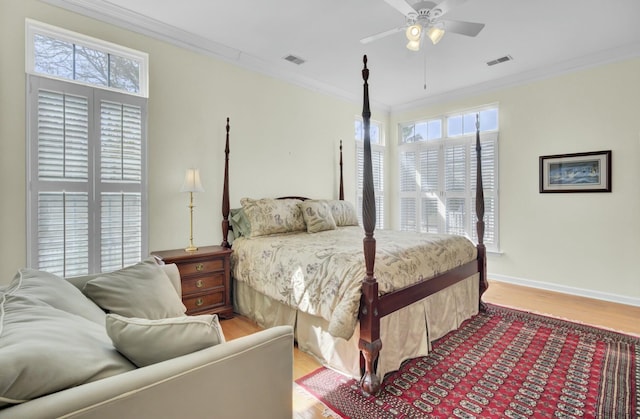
[358,55,382,394]
[475,114,489,309]
[221,117,231,248]
[339,140,344,200]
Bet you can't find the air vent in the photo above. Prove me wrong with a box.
[486,55,513,66]
[283,54,306,65]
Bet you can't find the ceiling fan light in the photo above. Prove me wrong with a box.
[405,24,422,42]
[426,26,445,45]
[406,39,421,51]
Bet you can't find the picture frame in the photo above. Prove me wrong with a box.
[539,150,611,193]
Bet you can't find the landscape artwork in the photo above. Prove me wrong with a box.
[539,150,611,193]
[548,160,600,185]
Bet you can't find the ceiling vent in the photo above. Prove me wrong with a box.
[486,55,513,66]
[283,54,306,65]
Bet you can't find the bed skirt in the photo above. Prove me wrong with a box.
[234,274,479,379]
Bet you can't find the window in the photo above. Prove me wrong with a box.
[399,107,499,251]
[355,119,384,229]
[26,19,148,97]
[26,21,148,276]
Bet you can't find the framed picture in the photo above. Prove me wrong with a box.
[539,150,611,193]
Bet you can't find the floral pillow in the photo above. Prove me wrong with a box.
[326,200,359,226]
[240,198,306,237]
[299,201,336,233]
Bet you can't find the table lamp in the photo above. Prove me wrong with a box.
[180,168,204,252]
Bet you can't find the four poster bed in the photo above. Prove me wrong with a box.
[220,56,488,394]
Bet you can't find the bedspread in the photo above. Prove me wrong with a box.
[231,226,476,340]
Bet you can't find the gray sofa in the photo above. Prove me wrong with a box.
[0,262,294,419]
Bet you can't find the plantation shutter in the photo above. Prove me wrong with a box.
[37,91,89,181]
[28,75,147,275]
[34,87,91,277]
[421,197,440,233]
[397,110,499,251]
[99,99,144,272]
[444,143,468,235]
[400,151,416,194]
[399,150,416,230]
[100,193,142,272]
[420,147,441,233]
[444,143,467,193]
[420,148,439,192]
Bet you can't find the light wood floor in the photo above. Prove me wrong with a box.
[220,280,640,419]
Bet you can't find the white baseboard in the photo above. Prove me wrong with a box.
[488,273,640,308]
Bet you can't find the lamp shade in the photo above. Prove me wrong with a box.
[426,25,445,45]
[180,168,204,193]
[405,24,422,42]
[406,39,421,51]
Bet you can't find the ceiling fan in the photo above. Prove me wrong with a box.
[361,0,485,51]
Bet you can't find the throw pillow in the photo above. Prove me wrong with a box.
[7,268,106,325]
[299,200,337,233]
[105,313,226,367]
[327,200,359,226]
[83,258,186,319]
[240,198,306,237]
[0,293,134,408]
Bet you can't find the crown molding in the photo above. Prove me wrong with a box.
[39,1,640,115]
[39,0,388,111]
[391,41,640,113]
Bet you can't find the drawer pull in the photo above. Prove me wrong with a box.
[196,279,204,288]
[195,263,204,272]
[196,298,204,307]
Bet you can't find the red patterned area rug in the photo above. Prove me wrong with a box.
[296,304,639,418]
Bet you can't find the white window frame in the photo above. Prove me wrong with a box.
[25,19,149,98]
[398,106,499,251]
[26,21,149,276]
[355,118,385,229]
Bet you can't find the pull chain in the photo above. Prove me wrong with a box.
[423,48,427,90]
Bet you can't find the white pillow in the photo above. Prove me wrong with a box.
[0,294,135,408]
[83,258,186,319]
[106,313,226,367]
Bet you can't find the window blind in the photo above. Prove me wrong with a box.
[28,75,147,275]
[399,132,499,251]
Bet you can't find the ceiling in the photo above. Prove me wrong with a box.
[46,0,640,111]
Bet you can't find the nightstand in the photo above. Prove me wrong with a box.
[151,246,233,319]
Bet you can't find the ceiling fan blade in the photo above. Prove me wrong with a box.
[383,0,416,16]
[360,26,405,44]
[442,19,485,37]
[431,0,469,17]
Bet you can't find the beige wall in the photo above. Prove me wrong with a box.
[390,59,640,304]
[0,0,374,284]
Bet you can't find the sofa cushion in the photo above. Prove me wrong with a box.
[105,313,226,367]
[0,293,135,408]
[83,258,186,319]
[6,268,106,324]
